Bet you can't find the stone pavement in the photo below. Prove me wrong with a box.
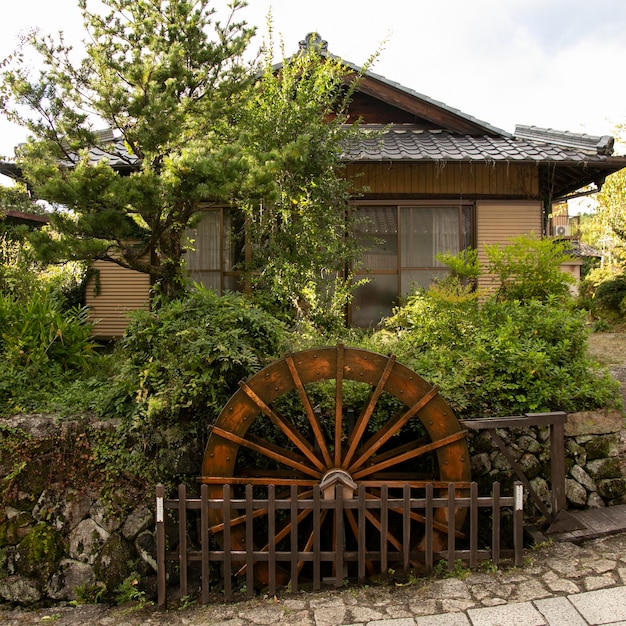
[2,530,626,625]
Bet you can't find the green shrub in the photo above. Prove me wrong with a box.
[594,274,626,316]
[485,234,575,302]
[374,291,621,419]
[0,290,97,414]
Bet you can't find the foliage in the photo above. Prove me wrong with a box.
[372,249,621,419]
[114,572,146,606]
[485,234,575,302]
[85,286,286,484]
[1,0,256,298]
[594,273,626,318]
[0,182,44,218]
[578,124,626,272]
[594,132,626,267]
[0,291,97,414]
[0,227,95,414]
[233,32,376,326]
[428,248,482,303]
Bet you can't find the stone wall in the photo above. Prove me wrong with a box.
[469,410,626,513]
[0,415,158,605]
[1,410,625,605]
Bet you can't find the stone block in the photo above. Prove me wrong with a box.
[585,434,620,460]
[566,439,587,466]
[564,410,625,437]
[586,457,623,481]
[68,518,109,565]
[570,464,596,492]
[0,575,42,604]
[47,558,95,601]
[597,478,626,501]
[565,478,587,506]
[121,503,153,540]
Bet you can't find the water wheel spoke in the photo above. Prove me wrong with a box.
[211,426,322,479]
[365,491,464,538]
[259,508,314,558]
[209,488,315,535]
[209,507,267,534]
[344,509,376,576]
[361,439,429,467]
[296,509,330,575]
[334,343,344,467]
[285,354,333,468]
[348,386,440,473]
[352,430,468,480]
[342,355,396,469]
[239,381,327,473]
[362,508,403,552]
[233,505,315,578]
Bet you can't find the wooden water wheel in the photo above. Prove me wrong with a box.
[200,344,470,585]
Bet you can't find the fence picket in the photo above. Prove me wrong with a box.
[178,484,188,598]
[156,480,524,606]
[200,484,209,604]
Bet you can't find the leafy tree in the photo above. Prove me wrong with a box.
[0,183,43,216]
[485,233,575,302]
[227,33,376,327]
[0,0,255,298]
[578,125,626,270]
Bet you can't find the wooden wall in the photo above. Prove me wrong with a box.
[85,260,151,338]
[345,162,539,197]
[475,200,543,292]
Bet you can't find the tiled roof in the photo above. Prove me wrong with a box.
[342,125,617,164]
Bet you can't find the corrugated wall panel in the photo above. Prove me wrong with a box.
[476,200,543,292]
[86,260,150,338]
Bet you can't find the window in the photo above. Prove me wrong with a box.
[185,203,473,328]
[351,203,472,326]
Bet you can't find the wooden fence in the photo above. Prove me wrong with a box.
[155,481,524,609]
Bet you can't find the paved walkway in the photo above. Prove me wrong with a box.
[2,530,626,625]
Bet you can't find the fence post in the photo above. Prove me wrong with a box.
[155,484,166,611]
[425,483,433,574]
[469,482,478,570]
[550,416,567,516]
[223,484,232,601]
[178,484,187,599]
[514,481,524,567]
[200,484,210,605]
[492,482,501,565]
[447,483,455,572]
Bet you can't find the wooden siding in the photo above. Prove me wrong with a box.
[476,200,543,292]
[345,162,539,197]
[86,260,150,338]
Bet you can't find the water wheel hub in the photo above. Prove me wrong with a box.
[320,469,357,500]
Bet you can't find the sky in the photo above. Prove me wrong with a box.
[1,0,626,162]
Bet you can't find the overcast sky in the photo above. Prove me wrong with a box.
[1,0,626,162]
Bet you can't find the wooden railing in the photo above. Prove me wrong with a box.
[155,481,524,609]
[461,411,567,523]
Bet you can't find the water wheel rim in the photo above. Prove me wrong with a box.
[200,344,471,580]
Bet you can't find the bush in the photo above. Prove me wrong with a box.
[594,274,626,317]
[0,290,97,414]
[89,286,287,484]
[485,234,575,302]
[373,290,621,419]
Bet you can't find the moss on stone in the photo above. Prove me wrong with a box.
[15,522,65,580]
[585,434,619,461]
[93,533,136,594]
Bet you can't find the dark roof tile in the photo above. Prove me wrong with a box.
[342,125,619,164]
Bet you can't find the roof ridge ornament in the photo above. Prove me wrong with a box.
[299,32,328,53]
